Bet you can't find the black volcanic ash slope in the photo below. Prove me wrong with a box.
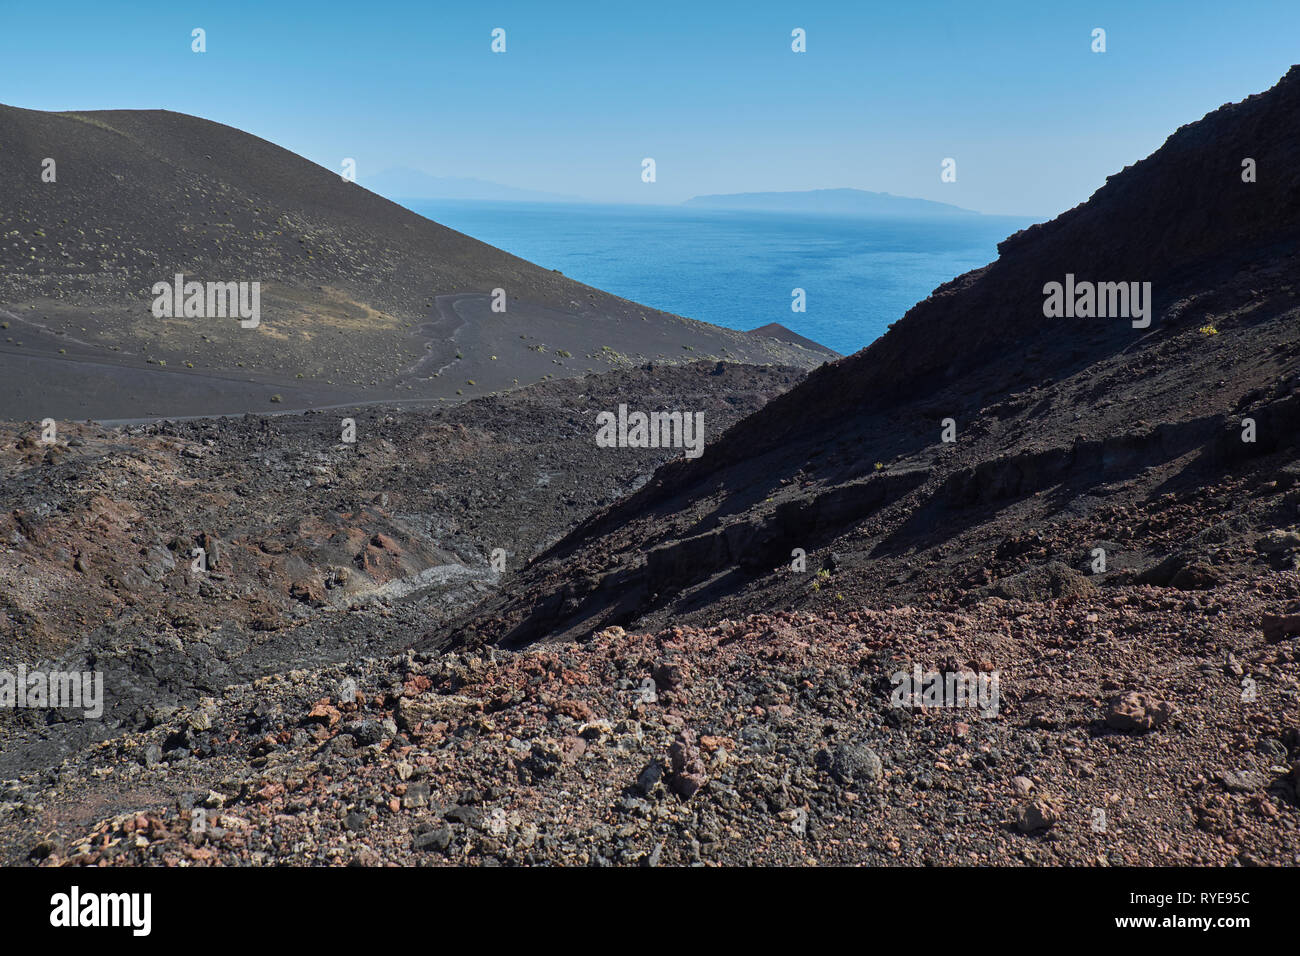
[453,65,1300,648]
[0,105,835,419]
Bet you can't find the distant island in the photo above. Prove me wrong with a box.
[682,187,983,218]
[365,166,584,203]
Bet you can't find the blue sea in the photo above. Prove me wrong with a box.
[406,200,1036,357]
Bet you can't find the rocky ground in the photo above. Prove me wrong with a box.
[3,566,1297,866]
[0,361,803,781]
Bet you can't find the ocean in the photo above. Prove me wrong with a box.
[404,200,1037,357]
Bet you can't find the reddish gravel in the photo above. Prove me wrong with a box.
[6,568,1297,867]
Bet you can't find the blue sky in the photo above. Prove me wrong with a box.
[2,0,1296,216]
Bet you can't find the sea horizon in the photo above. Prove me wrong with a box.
[397,198,1038,356]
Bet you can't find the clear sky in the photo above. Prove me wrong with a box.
[2,0,1297,216]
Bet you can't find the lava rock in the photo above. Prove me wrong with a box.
[828,742,883,787]
[1105,692,1173,732]
[1014,796,1061,833]
[412,827,453,853]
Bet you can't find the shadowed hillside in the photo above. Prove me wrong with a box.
[460,66,1300,648]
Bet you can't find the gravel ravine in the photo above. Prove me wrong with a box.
[0,361,804,782]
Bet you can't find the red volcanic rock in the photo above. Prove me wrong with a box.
[1105,692,1174,732]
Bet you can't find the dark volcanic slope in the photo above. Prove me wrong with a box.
[460,66,1300,648]
[748,322,830,353]
[0,106,834,420]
